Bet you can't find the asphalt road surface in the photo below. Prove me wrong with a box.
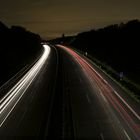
[0,44,139,140]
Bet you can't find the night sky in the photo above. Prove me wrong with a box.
[0,0,140,39]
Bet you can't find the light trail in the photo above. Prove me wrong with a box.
[0,44,51,127]
[58,45,140,140]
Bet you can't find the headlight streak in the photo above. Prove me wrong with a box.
[0,44,51,127]
[58,45,140,140]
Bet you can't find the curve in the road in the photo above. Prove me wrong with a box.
[0,44,51,127]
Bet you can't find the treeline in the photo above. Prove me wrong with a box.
[71,19,140,85]
[0,21,43,86]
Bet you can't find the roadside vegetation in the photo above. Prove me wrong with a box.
[72,47,140,103]
[49,19,140,102]
[0,21,43,87]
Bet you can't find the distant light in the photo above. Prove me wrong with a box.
[42,45,51,61]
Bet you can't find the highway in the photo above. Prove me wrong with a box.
[0,44,139,139]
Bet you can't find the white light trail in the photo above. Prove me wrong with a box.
[0,44,51,127]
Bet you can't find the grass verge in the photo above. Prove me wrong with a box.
[70,47,140,103]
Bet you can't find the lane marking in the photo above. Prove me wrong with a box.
[100,133,105,140]
[86,94,91,104]
[103,79,108,84]
[0,44,51,127]
[124,130,131,140]
[79,77,82,83]
[99,90,108,103]
[0,80,33,127]
[113,90,140,121]
[81,56,140,121]
[58,45,140,121]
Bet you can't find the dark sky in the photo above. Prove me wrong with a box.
[0,0,140,39]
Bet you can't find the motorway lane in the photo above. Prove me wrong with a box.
[57,45,140,139]
[0,44,139,139]
[59,47,119,139]
[0,45,58,137]
[81,52,140,117]
[49,46,127,139]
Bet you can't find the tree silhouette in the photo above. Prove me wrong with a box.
[0,21,42,86]
[71,19,140,85]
